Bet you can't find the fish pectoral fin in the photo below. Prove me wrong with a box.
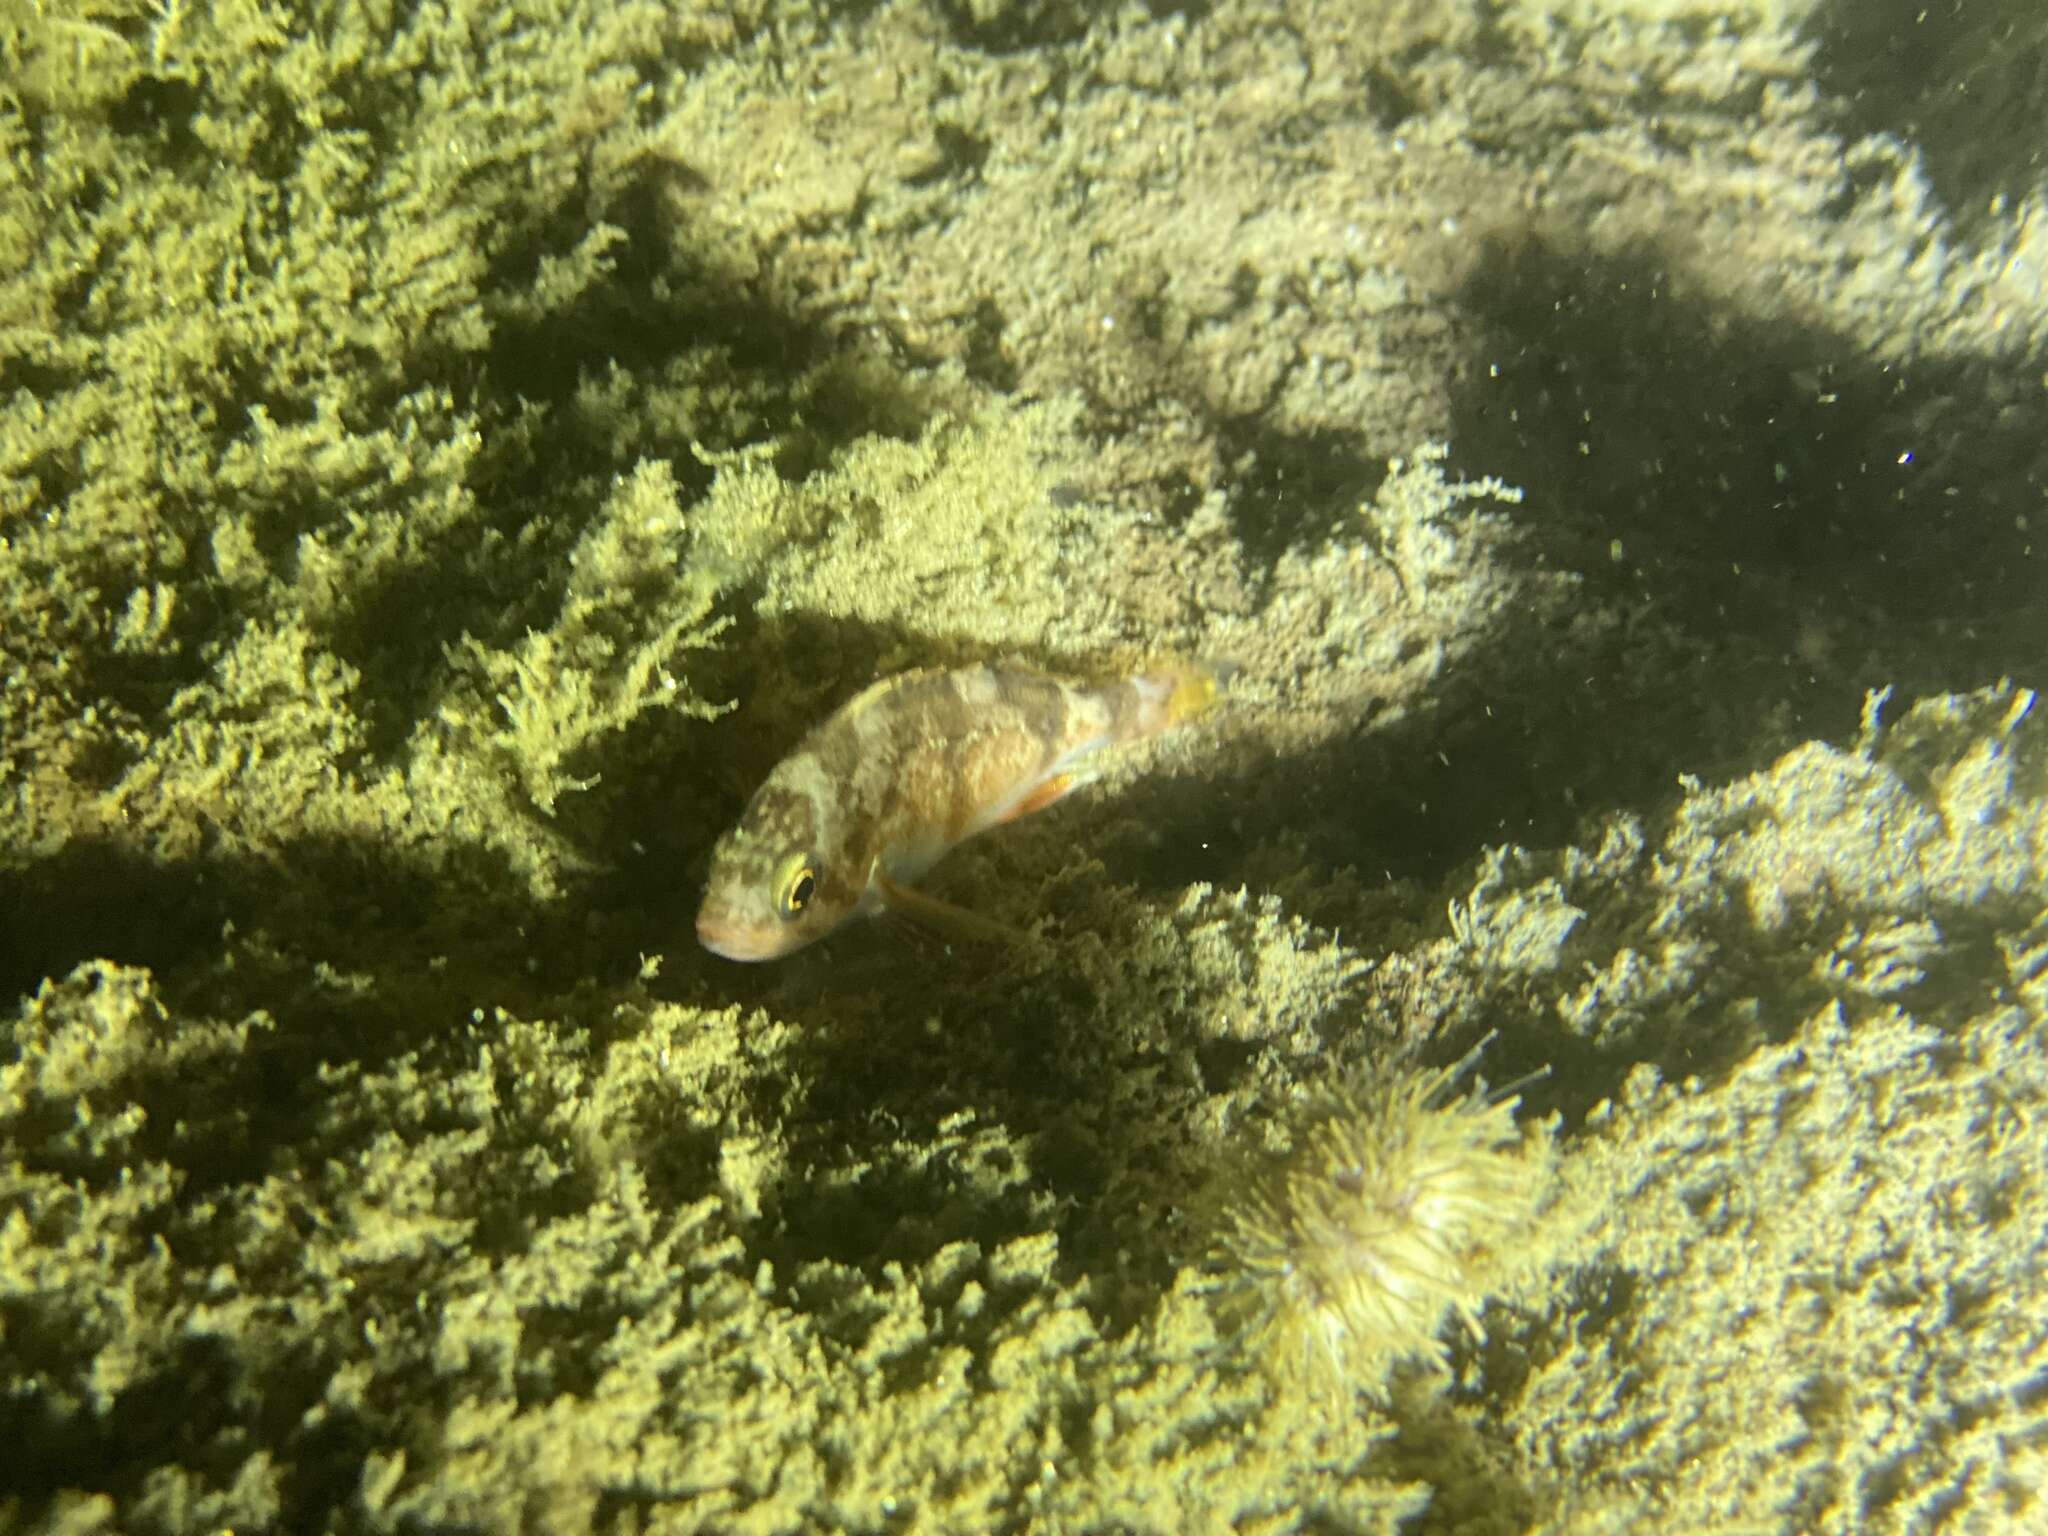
[874,871,1032,949]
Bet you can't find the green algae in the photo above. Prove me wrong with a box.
[3,0,2046,1531]
[9,684,2045,1532]
[0,964,1422,1532]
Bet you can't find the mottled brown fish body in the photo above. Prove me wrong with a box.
[696,661,1219,961]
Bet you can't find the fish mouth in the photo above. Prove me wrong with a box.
[695,910,783,962]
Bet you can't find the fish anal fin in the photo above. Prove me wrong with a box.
[874,871,1031,949]
[997,770,1088,826]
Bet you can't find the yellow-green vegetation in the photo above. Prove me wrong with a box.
[9,675,2045,1532]
[0,0,752,906]
[0,955,1436,1532]
[4,0,2047,1531]
[438,459,730,817]
[1396,686,2048,1532]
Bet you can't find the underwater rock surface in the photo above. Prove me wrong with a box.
[2,0,2043,1530]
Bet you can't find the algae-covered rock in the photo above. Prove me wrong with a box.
[1450,686,2048,1533]
[3,0,2044,1531]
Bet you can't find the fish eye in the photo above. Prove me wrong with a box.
[775,853,820,919]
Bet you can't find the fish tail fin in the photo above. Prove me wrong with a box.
[1130,658,1233,735]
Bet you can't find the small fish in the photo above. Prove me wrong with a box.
[696,660,1224,961]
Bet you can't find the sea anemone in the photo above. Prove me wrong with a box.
[1215,1056,1553,1394]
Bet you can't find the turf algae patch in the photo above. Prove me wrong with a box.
[0,0,767,1000]
[430,458,731,819]
[692,402,1127,668]
[4,0,2045,1530]
[1813,0,2048,234]
[0,959,1443,1533]
[1384,684,2048,1079]
[1512,992,2048,1535]
[5,687,2041,1532]
[1370,684,2048,1535]
[1,965,295,1528]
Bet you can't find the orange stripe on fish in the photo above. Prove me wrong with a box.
[695,659,1224,961]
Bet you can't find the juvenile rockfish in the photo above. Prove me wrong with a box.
[696,660,1224,961]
